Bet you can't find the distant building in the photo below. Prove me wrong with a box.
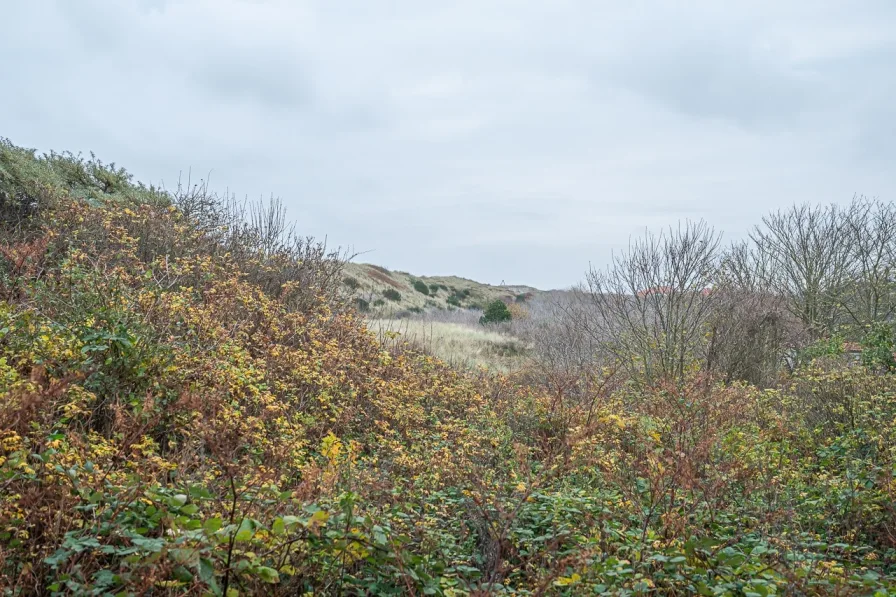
[636,285,673,298]
[635,286,713,298]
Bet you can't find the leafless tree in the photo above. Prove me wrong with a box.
[750,203,853,338]
[838,196,896,330]
[702,243,806,385]
[583,220,722,385]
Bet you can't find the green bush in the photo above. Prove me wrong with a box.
[479,300,512,324]
[861,323,896,372]
[798,335,844,367]
[354,297,369,312]
[412,280,429,295]
[428,284,440,294]
[373,298,385,307]
[343,276,361,291]
[446,295,462,307]
[382,288,401,302]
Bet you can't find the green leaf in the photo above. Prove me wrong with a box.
[234,519,255,542]
[172,565,194,582]
[198,557,220,595]
[234,529,253,542]
[271,518,285,536]
[170,548,198,565]
[282,515,302,527]
[130,536,165,552]
[256,566,280,583]
[204,517,223,534]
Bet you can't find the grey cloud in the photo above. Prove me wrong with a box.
[2,0,896,289]
[191,52,312,108]
[606,39,820,131]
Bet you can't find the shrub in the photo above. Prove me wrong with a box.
[373,298,385,307]
[428,284,440,294]
[446,295,462,307]
[382,288,401,302]
[508,303,529,320]
[861,322,896,372]
[412,280,429,295]
[343,276,361,291]
[479,300,512,324]
[798,335,845,366]
[354,297,369,312]
[3,138,896,595]
[408,306,423,314]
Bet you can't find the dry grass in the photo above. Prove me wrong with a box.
[367,318,530,372]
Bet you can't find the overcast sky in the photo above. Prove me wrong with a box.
[3,1,895,289]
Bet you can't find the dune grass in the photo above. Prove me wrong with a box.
[366,318,530,372]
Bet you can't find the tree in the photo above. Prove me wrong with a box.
[480,300,512,324]
[750,202,853,338]
[839,196,896,330]
[583,220,721,385]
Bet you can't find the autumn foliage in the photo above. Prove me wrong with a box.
[1,140,895,594]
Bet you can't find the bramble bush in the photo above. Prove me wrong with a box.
[1,139,895,595]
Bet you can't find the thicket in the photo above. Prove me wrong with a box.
[1,139,894,595]
[480,300,512,325]
[382,288,402,302]
[413,280,430,295]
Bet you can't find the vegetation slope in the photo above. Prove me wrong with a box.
[1,139,894,595]
[342,262,538,316]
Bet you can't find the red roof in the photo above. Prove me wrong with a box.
[636,285,673,297]
[636,286,713,298]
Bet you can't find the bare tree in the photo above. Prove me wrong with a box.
[704,242,807,385]
[583,220,721,385]
[838,196,896,330]
[750,203,853,338]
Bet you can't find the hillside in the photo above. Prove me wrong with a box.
[342,261,540,314]
[2,138,896,595]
